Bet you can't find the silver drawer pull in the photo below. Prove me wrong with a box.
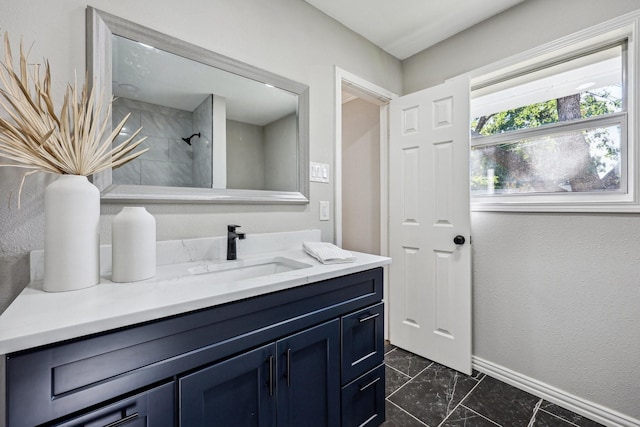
[103,413,139,427]
[358,312,380,323]
[359,376,381,392]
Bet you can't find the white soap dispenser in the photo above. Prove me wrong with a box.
[112,207,156,282]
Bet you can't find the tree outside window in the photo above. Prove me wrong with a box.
[470,43,625,197]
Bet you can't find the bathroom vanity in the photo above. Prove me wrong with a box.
[0,231,390,427]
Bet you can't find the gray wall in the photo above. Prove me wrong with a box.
[264,113,297,192]
[403,0,640,419]
[227,113,298,191]
[342,98,380,255]
[0,0,402,313]
[226,120,265,190]
[404,0,640,92]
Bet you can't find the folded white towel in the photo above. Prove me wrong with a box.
[303,241,357,264]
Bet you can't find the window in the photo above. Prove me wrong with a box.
[469,31,636,212]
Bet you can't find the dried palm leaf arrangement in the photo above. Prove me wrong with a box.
[0,33,147,194]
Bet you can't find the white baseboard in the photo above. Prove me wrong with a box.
[472,356,640,427]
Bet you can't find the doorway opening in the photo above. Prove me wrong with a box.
[334,67,397,336]
[341,90,381,254]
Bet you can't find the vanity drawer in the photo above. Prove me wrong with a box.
[341,364,385,427]
[341,302,384,384]
[52,382,174,427]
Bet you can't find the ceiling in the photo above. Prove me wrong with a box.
[112,35,298,125]
[304,0,526,60]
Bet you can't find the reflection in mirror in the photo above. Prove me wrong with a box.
[112,35,299,191]
[87,7,309,203]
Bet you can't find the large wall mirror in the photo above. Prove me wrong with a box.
[87,7,309,203]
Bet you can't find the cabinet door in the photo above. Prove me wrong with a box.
[179,343,277,427]
[276,319,340,427]
[52,382,174,427]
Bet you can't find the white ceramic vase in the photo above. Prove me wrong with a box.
[111,207,156,282]
[44,175,100,292]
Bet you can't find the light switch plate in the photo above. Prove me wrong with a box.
[319,201,330,221]
[310,162,330,183]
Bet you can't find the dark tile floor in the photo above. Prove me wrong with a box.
[381,343,604,427]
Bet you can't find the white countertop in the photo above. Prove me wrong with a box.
[0,231,390,355]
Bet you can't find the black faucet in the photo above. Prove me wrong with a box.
[227,225,246,260]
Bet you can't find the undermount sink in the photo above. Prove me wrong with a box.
[187,256,312,282]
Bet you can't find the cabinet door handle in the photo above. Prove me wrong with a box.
[103,413,139,427]
[268,355,275,397]
[359,376,381,392]
[286,348,292,387]
[358,312,380,323]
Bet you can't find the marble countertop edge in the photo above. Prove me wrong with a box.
[0,248,390,355]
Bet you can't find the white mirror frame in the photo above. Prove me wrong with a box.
[86,7,309,204]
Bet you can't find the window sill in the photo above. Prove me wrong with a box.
[471,195,640,213]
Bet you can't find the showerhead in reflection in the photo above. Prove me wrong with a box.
[182,132,200,146]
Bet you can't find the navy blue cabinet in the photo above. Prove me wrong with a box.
[180,320,340,427]
[52,382,174,427]
[180,343,277,426]
[340,302,385,427]
[341,302,385,384]
[3,268,384,427]
[341,364,386,427]
[275,320,340,427]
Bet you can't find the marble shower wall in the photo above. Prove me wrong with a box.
[112,98,196,187]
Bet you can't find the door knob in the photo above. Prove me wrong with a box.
[453,235,466,245]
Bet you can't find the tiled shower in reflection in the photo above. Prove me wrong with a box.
[112,96,212,187]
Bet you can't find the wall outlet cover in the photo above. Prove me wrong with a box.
[319,201,330,221]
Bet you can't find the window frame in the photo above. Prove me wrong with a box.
[468,18,638,213]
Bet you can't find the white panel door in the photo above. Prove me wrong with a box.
[388,77,472,374]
